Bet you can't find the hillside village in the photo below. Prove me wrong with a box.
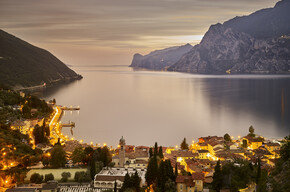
[0,89,289,192]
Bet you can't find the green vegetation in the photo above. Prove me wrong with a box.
[0,29,81,88]
[44,173,54,182]
[74,171,91,183]
[72,147,86,165]
[50,145,67,168]
[248,125,255,137]
[30,173,43,184]
[61,172,71,182]
[224,133,232,142]
[145,142,175,191]
[180,137,189,150]
[212,159,267,191]
[120,171,141,192]
[269,135,290,192]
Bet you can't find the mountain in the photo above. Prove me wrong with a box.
[223,0,290,39]
[131,0,290,74]
[0,29,82,89]
[130,43,192,70]
[168,24,290,74]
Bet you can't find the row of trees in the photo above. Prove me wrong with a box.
[120,171,141,192]
[145,142,176,192]
[30,171,91,184]
[212,159,267,192]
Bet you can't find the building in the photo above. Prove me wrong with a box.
[197,150,210,159]
[176,173,204,192]
[242,136,263,150]
[119,136,126,167]
[94,167,147,190]
[264,142,280,152]
[113,137,149,169]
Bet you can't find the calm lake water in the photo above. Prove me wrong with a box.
[40,65,290,147]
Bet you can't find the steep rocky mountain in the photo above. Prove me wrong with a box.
[0,29,82,89]
[168,24,290,74]
[130,43,192,70]
[224,0,290,39]
[167,0,290,74]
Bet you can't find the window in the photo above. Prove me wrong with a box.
[180,184,183,189]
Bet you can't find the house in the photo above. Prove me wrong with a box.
[191,172,204,192]
[242,136,262,150]
[197,150,210,159]
[176,173,204,192]
[229,142,239,150]
[6,183,58,192]
[94,167,147,190]
[94,175,124,190]
[176,176,196,192]
[264,142,280,152]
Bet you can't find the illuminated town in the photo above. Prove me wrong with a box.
[0,89,288,192]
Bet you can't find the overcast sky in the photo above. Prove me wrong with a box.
[0,0,279,66]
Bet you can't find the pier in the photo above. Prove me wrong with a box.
[61,106,80,110]
[60,121,75,128]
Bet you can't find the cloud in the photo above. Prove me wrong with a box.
[0,0,279,65]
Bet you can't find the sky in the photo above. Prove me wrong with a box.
[0,0,279,67]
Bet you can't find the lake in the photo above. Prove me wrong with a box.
[40,65,290,147]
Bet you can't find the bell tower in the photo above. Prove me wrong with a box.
[119,136,126,167]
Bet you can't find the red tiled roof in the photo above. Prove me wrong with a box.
[192,172,204,180]
[95,175,124,182]
[176,176,195,187]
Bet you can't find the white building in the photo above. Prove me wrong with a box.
[94,167,147,190]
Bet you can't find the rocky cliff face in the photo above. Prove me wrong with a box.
[224,0,290,39]
[0,29,82,89]
[168,24,290,74]
[130,43,192,70]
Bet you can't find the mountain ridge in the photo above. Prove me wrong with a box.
[0,29,82,89]
[130,0,290,74]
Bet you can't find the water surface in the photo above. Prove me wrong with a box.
[41,65,290,147]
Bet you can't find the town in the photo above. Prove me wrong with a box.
[0,88,289,192]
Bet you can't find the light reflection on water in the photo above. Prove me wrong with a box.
[40,65,290,146]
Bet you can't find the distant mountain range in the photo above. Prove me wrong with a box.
[130,0,290,74]
[130,43,192,70]
[0,29,82,89]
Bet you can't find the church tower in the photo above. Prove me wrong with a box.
[119,136,126,167]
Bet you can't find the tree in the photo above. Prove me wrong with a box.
[248,126,255,137]
[242,139,248,148]
[269,135,290,192]
[154,142,158,157]
[33,124,47,144]
[132,171,141,192]
[42,156,50,167]
[61,172,71,182]
[175,163,178,178]
[50,145,67,168]
[212,160,223,192]
[72,147,86,165]
[164,179,176,192]
[121,172,132,192]
[158,146,163,159]
[145,155,158,186]
[224,133,232,142]
[157,160,175,191]
[180,138,189,150]
[74,171,91,183]
[30,173,43,184]
[89,156,98,180]
[44,173,54,182]
[149,148,153,158]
